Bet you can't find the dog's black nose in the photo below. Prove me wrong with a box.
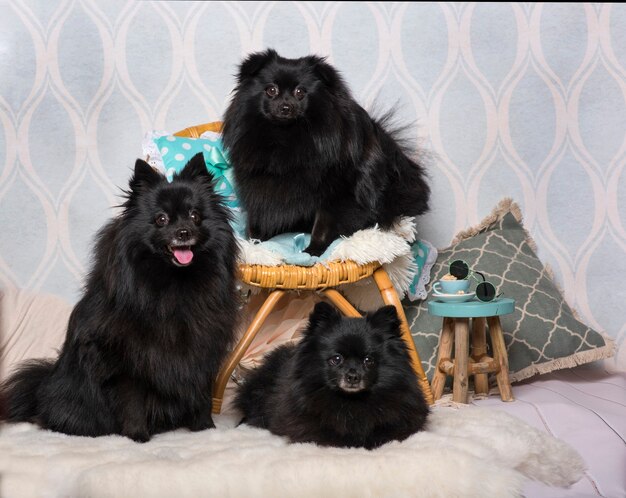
[280,103,293,115]
[346,369,360,385]
[176,228,190,241]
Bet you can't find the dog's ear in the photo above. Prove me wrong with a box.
[129,159,163,192]
[305,301,341,334]
[177,153,215,183]
[307,56,344,90]
[238,49,277,82]
[366,305,402,336]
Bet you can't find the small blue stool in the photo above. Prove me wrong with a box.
[428,298,516,404]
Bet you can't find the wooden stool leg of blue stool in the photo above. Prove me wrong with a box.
[431,317,454,401]
[487,316,514,401]
[322,289,362,317]
[373,268,434,405]
[471,317,489,395]
[453,318,470,404]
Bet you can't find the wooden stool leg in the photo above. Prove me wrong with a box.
[212,290,286,413]
[373,267,434,405]
[431,317,454,401]
[453,318,470,403]
[471,317,489,395]
[322,289,362,317]
[487,316,514,401]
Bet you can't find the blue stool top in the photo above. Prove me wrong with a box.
[428,298,515,318]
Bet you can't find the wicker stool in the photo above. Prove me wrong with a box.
[175,122,434,413]
[427,298,516,404]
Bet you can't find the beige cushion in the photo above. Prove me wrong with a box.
[1,286,71,380]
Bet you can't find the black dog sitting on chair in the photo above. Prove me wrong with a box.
[222,49,430,255]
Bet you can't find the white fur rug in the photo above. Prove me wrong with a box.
[0,406,584,498]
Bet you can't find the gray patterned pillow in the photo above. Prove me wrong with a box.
[403,199,614,383]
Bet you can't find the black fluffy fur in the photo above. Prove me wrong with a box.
[0,153,239,442]
[235,302,429,449]
[222,48,431,255]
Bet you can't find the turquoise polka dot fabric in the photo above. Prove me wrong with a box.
[153,135,246,236]
[154,135,238,209]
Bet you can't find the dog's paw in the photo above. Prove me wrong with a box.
[121,419,151,443]
[305,244,326,257]
[188,415,216,432]
[126,429,151,443]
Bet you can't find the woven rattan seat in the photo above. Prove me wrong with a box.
[239,260,380,290]
[175,123,434,412]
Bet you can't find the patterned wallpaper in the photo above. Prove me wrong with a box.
[0,2,624,363]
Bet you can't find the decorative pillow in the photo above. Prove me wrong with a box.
[403,199,615,383]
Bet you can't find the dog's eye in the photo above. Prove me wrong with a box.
[190,210,201,225]
[363,356,375,368]
[328,354,343,366]
[155,214,169,226]
[293,87,306,100]
[265,84,279,97]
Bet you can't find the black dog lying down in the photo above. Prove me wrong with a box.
[235,302,429,449]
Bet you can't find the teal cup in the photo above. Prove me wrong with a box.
[433,279,470,295]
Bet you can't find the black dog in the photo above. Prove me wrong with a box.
[0,154,239,442]
[222,48,430,256]
[235,302,429,449]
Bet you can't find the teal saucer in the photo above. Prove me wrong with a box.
[431,291,476,303]
[428,297,515,318]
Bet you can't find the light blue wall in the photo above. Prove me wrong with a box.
[0,2,624,356]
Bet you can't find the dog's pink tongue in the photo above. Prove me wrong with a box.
[173,248,193,265]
